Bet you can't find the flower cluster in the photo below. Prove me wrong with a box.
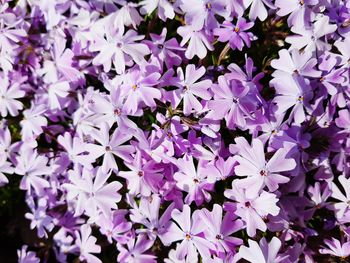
[0,0,349,262]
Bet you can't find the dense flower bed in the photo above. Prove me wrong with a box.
[0,0,350,262]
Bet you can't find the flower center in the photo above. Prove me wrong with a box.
[193,178,199,184]
[299,0,304,5]
[260,170,267,176]
[234,27,240,33]
[245,201,251,207]
[138,171,144,177]
[216,234,223,240]
[132,84,138,91]
[105,146,112,151]
[114,108,122,116]
[206,2,212,10]
[297,95,304,102]
[185,233,191,240]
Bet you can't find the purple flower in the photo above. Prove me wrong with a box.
[130,194,175,243]
[214,18,254,50]
[330,175,350,220]
[270,75,312,124]
[171,64,212,116]
[286,16,337,52]
[207,76,252,129]
[179,0,229,30]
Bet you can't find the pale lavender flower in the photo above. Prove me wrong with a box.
[161,205,216,259]
[200,204,243,255]
[207,76,252,129]
[140,0,175,21]
[63,167,122,217]
[238,237,285,263]
[177,25,214,59]
[17,245,40,263]
[130,194,175,243]
[86,123,134,173]
[117,234,157,263]
[90,26,150,73]
[171,64,212,116]
[15,146,51,195]
[319,238,350,258]
[224,182,280,237]
[118,151,163,196]
[243,0,275,21]
[174,156,216,205]
[179,0,229,30]
[120,67,161,115]
[330,175,350,220]
[0,74,25,117]
[25,198,54,238]
[286,16,337,52]
[233,137,296,194]
[74,224,102,263]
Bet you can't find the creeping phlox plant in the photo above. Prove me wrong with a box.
[0,0,349,262]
